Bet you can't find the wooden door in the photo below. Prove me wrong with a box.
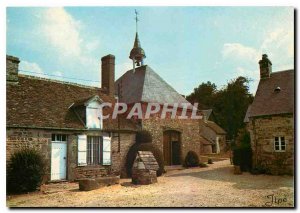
[163,133,171,165]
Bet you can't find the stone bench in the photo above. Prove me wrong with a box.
[77,176,120,191]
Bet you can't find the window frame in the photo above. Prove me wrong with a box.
[87,136,101,165]
[274,136,286,152]
[51,134,68,143]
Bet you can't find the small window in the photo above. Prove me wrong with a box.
[274,136,286,152]
[52,134,67,142]
[87,136,101,165]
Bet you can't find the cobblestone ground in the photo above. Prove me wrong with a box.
[7,160,294,207]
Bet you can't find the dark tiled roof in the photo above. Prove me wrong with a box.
[200,136,213,145]
[206,121,226,135]
[115,65,191,107]
[134,151,159,171]
[200,109,212,119]
[248,70,294,118]
[7,75,136,130]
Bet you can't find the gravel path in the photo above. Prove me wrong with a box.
[7,160,294,207]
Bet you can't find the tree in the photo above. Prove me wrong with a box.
[186,81,217,109]
[186,76,253,140]
[213,77,253,139]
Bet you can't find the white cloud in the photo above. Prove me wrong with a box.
[222,43,260,64]
[36,7,102,84]
[19,61,44,77]
[40,8,101,63]
[221,21,294,94]
[260,27,294,69]
[42,8,82,58]
[85,40,100,53]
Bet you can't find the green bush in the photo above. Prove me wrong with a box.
[208,158,213,164]
[7,148,45,193]
[199,162,208,168]
[233,129,252,172]
[183,151,200,167]
[135,130,152,144]
[126,142,164,177]
[233,147,252,171]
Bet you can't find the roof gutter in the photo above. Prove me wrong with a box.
[6,125,137,133]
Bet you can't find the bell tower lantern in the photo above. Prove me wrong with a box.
[129,10,146,71]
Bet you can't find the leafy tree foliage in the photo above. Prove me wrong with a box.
[186,81,217,109]
[187,76,253,140]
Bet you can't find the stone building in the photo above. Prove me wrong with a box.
[199,109,227,154]
[115,30,202,166]
[6,55,137,182]
[244,54,294,175]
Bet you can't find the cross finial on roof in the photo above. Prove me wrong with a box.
[135,9,139,33]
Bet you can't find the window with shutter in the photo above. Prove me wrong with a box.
[78,135,87,166]
[102,136,111,165]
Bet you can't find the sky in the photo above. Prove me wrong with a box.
[6,7,294,95]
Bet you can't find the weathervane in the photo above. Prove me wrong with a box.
[129,9,146,72]
[135,9,139,33]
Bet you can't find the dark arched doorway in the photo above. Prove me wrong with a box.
[163,130,181,165]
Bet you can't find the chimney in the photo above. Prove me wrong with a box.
[101,54,115,97]
[6,55,20,83]
[259,54,272,79]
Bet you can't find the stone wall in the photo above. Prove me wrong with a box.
[247,114,294,175]
[142,114,201,164]
[218,135,227,152]
[202,144,213,154]
[110,133,136,177]
[7,128,135,182]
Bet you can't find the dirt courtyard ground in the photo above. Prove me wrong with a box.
[7,159,294,207]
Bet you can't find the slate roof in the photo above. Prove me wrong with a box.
[246,70,294,119]
[115,65,191,107]
[133,151,159,171]
[200,136,213,145]
[7,75,136,130]
[206,121,226,135]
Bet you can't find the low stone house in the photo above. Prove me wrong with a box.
[199,110,227,154]
[6,55,137,182]
[244,54,294,175]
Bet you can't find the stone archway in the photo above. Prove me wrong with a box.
[163,130,181,166]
